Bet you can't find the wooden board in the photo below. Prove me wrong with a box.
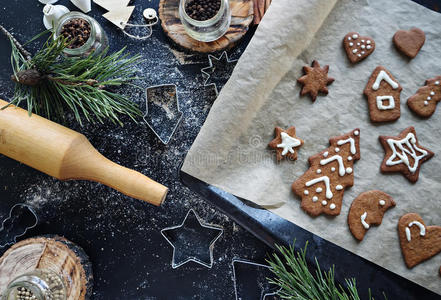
[0,236,93,300]
[159,0,254,53]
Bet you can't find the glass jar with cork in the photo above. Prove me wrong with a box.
[179,0,231,42]
[54,11,108,58]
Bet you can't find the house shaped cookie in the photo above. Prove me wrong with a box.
[364,66,402,123]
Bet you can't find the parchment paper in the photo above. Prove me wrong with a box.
[182,0,441,294]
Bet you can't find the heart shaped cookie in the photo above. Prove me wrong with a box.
[343,32,375,63]
[393,28,425,59]
[398,213,441,268]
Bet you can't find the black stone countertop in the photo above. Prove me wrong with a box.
[0,1,273,299]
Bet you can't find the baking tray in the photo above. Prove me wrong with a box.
[180,171,440,300]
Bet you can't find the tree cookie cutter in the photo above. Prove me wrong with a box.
[232,258,281,300]
[143,84,183,144]
[0,204,38,248]
[161,209,223,269]
[201,51,238,95]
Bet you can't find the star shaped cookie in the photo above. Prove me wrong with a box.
[297,60,334,101]
[268,126,303,161]
[379,126,434,183]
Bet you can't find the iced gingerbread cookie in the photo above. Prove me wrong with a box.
[407,76,441,118]
[379,126,434,183]
[343,32,375,63]
[393,28,425,59]
[268,126,304,161]
[364,66,402,122]
[398,213,441,268]
[348,190,396,241]
[292,129,360,217]
[297,60,334,102]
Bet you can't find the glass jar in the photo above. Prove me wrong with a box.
[2,269,66,300]
[179,0,231,42]
[54,12,108,58]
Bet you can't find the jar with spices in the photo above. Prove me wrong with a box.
[54,12,108,58]
[179,0,231,42]
[2,269,66,300]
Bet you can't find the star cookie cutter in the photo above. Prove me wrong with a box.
[201,51,238,95]
[232,258,281,300]
[0,203,38,248]
[143,84,183,144]
[161,209,223,269]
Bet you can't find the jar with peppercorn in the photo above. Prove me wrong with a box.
[179,0,231,42]
[1,269,66,300]
[54,12,108,58]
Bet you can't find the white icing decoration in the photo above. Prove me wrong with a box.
[346,167,352,174]
[321,200,327,206]
[430,91,435,96]
[316,187,323,193]
[335,147,340,152]
[316,169,322,174]
[277,132,301,156]
[335,185,343,190]
[348,37,352,41]
[337,137,356,154]
[354,130,359,136]
[379,200,386,206]
[352,49,358,54]
[361,212,370,229]
[376,96,395,110]
[361,39,365,42]
[331,167,336,172]
[304,190,309,195]
[427,96,431,100]
[329,203,336,210]
[312,196,318,202]
[352,34,358,39]
[361,51,365,55]
[366,45,372,49]
[349,42,353,46]
[348,156,353,161]
[424,101,429,106]
[357,42,360,46]
[406,221,426,242]
[435,81,440,85]
[366,40,371,44]
[372,70,399,90]
[305,176,333,199]
[357,54,362,57]
[323,151,329,158]
[386,132,429,173]
[320,155,346,176]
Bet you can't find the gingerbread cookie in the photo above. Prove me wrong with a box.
[292,129,360,216]
[379,127,434,183]
[407,76,441,118]
[343,32,375,63]
[393,28,425,59]
[297,60,334,102]
[398,213,441,268]
[268,126,304,161]
[348,190,395,241]
[364,66,402,122]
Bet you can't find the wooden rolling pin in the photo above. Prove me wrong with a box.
[0,99,168,206]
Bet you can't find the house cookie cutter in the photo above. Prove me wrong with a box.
[161,209,223,269]
[232,258,281,300]
[143,84,183,144]
[201,51,238,95]
[0,203,38,248]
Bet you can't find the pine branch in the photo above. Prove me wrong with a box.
[266,241,387,300]
[2,27,143,126]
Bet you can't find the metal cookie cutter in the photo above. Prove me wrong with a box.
[232,258,281,300]
[161,209,223,269]
[201,51,238,95]
[0,203,38,248]
[143,84,183,144]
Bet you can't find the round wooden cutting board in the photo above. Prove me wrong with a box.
[159,0,254,53]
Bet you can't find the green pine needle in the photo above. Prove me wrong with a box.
[266,241,387,300]
[5,32,143,126]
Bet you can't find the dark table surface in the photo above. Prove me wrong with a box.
[0,0,440,300]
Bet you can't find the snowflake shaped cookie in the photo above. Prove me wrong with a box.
[268,126,304,161]
[379,126,434,183]
[297,60,334,102]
